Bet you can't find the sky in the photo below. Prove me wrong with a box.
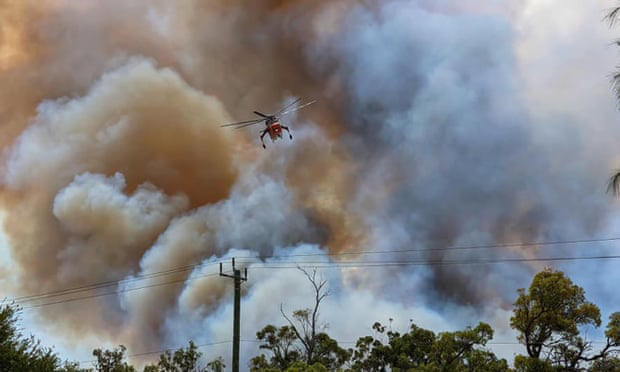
[1,0,620,368]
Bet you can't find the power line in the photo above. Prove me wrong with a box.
[250,254,620,268]
[240,236,620,260]
[13,259,227,303]
[21,272,221,309]
[9,235,620,306]
[16,254,620,309]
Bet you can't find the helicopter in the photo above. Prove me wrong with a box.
[220,98,315,148]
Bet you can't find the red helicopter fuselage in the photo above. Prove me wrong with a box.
[265,120,283,140]
[259,117,291,148]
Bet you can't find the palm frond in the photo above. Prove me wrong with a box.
[605,7,620,26]
[606,5,620,197]
[606,171,620,195]
[609,70,620,109]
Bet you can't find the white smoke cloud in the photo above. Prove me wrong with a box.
[53,172,188,283]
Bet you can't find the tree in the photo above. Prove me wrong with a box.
[310,333,350,370]
[0,302,64,371]
[430,322,508,371]
[280,267,329,365]
[283,361,329,371]
[143,341,204,372]
[251,325,301,370]
[512,355,557,372]
[510,268,620,370]
[590,356,620,371]
[251,267,349,371]
[350,321,435,371]
[205,356,225,372]
[92,345,136,372]
[349,320,509,371]
[58,361,90,372]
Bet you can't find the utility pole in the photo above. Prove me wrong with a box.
[219,258,247,372]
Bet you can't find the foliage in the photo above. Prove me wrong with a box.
[513,355,558,372]
[205,356,225,372]
[251,267,351,371]
[250,324,349,371]
[590,356,620,371]
[0,302,64,371]
[92,345,136,372]
[143,341,204,372]
[57,361,91,372]
[511,268,600,359]
[251,324,301,370]
[510,268,620,370]
[349,320,509,371]
[283,361,329,371]
[250,360,330,372]
[311,332,350,370]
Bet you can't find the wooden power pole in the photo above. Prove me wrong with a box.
[219,258,247,372]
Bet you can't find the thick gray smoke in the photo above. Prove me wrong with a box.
[308,0,615,306]
[1,0,619,367]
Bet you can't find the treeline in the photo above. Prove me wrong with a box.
[1,268,619,371]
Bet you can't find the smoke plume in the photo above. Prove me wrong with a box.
[1,0,620,366]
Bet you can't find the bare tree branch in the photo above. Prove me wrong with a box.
[278,267,330,364]
[280,304,309,352]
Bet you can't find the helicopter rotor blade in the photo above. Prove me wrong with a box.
[274,97,302,116]
[279,100,316,116]
[234,119,267,129]
[220,118,264,127]
[253,111,270,118]
[221,99,314,129]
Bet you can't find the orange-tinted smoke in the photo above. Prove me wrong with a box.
[0,0,370,352]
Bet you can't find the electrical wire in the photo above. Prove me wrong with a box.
[21,272,221,309]
[238,236,620,260]
[9,235,620,306]
[14,254,620,309]
[10,238,614,365]
[249,254,620,268]
[12,259,227,303]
